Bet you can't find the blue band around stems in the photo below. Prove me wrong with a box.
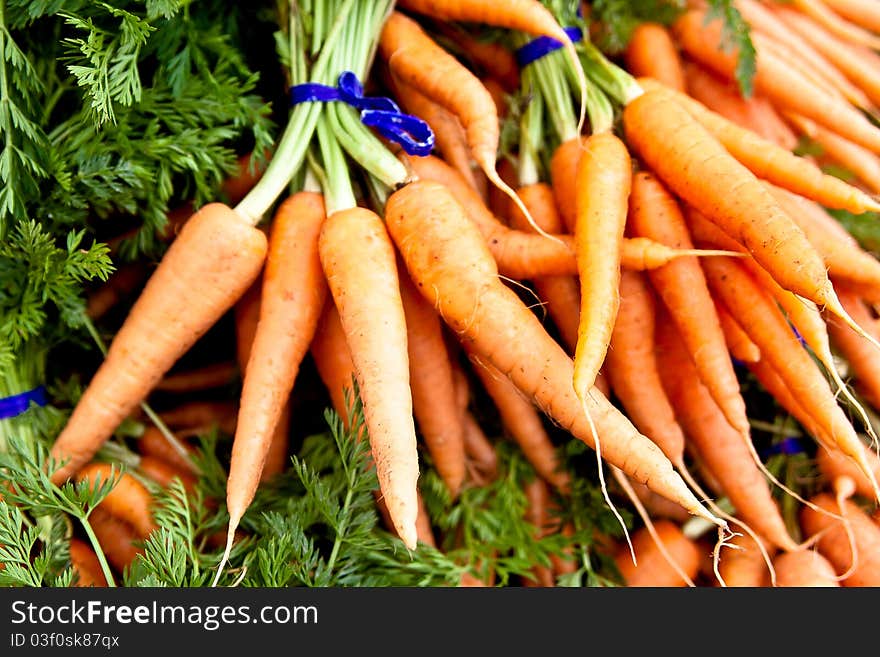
[515,26,584,68]
[290,71,435,157]
[0,385,48,420]
[760,436,808,459]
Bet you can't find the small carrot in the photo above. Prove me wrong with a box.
[154,362,238,393]
[613,520,702,587]
[636,77,880,214]
[800,492,880,586]
[627,171,750,437]
[461,411,499,485]
[69,538,109,587]
[319,205,419,551]
[572,131,632,402]
[717,530,778,588]
[76,462,157,539]
[465,348,570,492]
[88,507,143,575]
[399,263,467,497]
[137,426,199,475]
[715,301,761,363]
[136,454,197,492]
[50,203,268,484]
[624,22,686,92]
[772,549,840,587]
[385,179,724,527]
[157,400,238,435]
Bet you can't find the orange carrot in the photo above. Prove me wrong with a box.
[624,22,686,92]
[223,192,327,564]
[506,182,580,354]
[86,263,149,321]
[572,131,632,400]
[319,206,419,550]
[69,538,109,587]
[825,283,880,411]
[613,520,702,587]
[88,508,143,574]
[157,400,238,435]
[815,443,880,502]
[801,492,880,586]
[76,462,157,539]
[672,9,880,154]
[548,135,584,233]
[154,362,238,393]
[772,549,840,587]
[137,426,199,475]
[605,268,687,466]
[385,179,724,526]
[399,264,467,497]
[627,171,750,437]
[466,348,570,492]
[682,61,799,150]
[432,22,520,92]
[309,299,360,432]
[636,77,880,214]
[461,411,499,485]
[715,301,761,363]
[654,314,798,552]
[822,0,880,32]
[626,478,691,524]
[789,0,880,50]
[50,203,268,484]
[717,530,777,587]
[136,454,197,492]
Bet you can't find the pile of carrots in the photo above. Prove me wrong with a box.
[51,0,880,588]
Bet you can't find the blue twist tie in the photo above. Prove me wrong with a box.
[0,385,48,420]
[760,436,808,459]
[290,71,435,157]
[515,26,584,68]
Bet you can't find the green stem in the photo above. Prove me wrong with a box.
[79,515,117,587]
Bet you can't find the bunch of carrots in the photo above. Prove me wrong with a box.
[27,0,880,588]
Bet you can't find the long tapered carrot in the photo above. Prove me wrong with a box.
[506,183,580,354]
[627,171,750,437]
[624,22,686,92]
[605,269,686,466]
[572,131,632,401]
[825,283,880,412]
[697,253,880,501]
[398,263,467,497]
[672,9,880,155]
[822,0,880,32]
[309,299,358,431]
[76,462,157,539]
[790,0,880,50]
[816,441,880,502]
[407,153,731,279]
[431,21,520,92]
[654,313,798,552]
[49,204,267,484]
[623,87,870,341]
[716,301,761,363]
[220,192,328,568]
[451,358,499,484]
[465,348,570,492]
[636,78,880,215]
[319,206,419,550]
[682,62,799,150]
[385,179,724,527]
[154,362,238,393]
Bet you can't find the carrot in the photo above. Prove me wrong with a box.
[136,454,197,492]
[220,151,268,207]
[800,492,880,586]
[572,131,632,401]
[636,77,880,215]
[318,206,419,550]
[682,61,799,150]
[385,179,724,527]
[69,538,109,587]
[379,10,545,233]
[506,182,580,354]
[86,262,149,321]
[466,348,570,492]
[222,192,327,568]
[399,263,467,497]
[775,6,880,108]
[717,530,777,587]
[137,426,199,475]
[696,253,880,501]
[627,171,750,437]
[49,203,268,484]
[461,411,499,485]
[623,86,876,343]
[88,507,143,575]
[789,0,880,50]
[613,520,702,587]
[715,301,761,363]
[772,549,840,587]
[816,443,880,503]
[822,0,880,32]
[825,283,880,411]
[624,22,686,92]
[309,299,361,433]
[654,314,798,552]
[156,400,238,435]
[548,135,584,233]
[154,362,238,393]
[76,462,157,539]
[672,9,880,155]
[605,268,686,467]
[488,156,517,222]
[376,489,436,548]
[407,153,734,279]
[626,478,691,524]
[432,22,520,92]
[786,113,880,195]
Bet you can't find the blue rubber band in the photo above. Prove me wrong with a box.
[0,385,48,420]
[290,71,435,156]
[760,436,808,458]
[515,26,584,68]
